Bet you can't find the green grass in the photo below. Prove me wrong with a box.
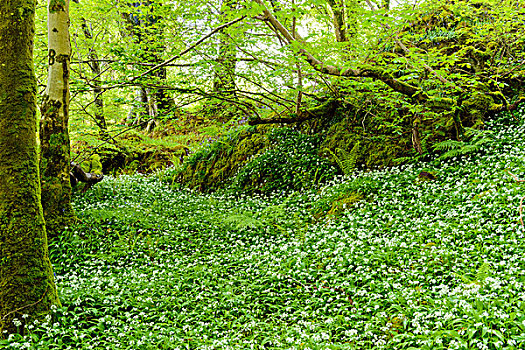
[3,111,525,349]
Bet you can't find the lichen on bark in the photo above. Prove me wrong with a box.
[49,0,66,12]
[40,97,75,237]
[40,0,76,238]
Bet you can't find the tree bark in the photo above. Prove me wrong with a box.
[0,0,61,336]
[208,0,239,122]
[326,0,349,43]
[127,86,149,125]
[154,65,172,116]
[40,0,76,238]
[80,18,109,140]
[123,1,170,127]
[213,0,238,97]
[70,162,104,192]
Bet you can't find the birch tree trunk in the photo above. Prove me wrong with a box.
[0,0,61,336]
[40,0,76,237]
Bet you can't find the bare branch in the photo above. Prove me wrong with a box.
[93,17,246,91]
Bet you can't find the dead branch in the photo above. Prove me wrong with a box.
[70,162,104,193]
[505,168,525,182]
[505,168,525,226]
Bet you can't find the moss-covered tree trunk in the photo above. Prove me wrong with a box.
[0,0,61,336]
[122,1,169,128]
[326,0,348,43]
[212,0,237,98]
[40,0,76,237]
[207,0,239,122]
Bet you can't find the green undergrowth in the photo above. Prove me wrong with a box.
[167,126,337,193]
[165,125,270,191]
[71,128,190,174]
[4,109,525,349]
[168,94,520,194]
[230,128,337,193]
[320,120,410,171]
[70,113,240,175]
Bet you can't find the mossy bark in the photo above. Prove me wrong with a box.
[123,1,171,125]
[40,0,76,238]
[326,0,348,43]
[0,0,61,336]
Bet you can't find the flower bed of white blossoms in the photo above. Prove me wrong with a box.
[3,109,525,349]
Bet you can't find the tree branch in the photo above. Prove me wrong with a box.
[362,0,461,90]
[252,0,429,101]
[249,98,337,125]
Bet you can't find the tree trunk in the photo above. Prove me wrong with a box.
[0,0,61,336]
[81,18,109,140]
[123,1,170,126]
[412,114,423,154]
[208,0,238,122]
[40,0,76,238]
[127,86,149,125]
[154,64,172,117]
[212,0,237,98]
[326,0,348,43]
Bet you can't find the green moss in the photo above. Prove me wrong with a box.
[428,97,456,110]
[174,126,271,191]
[168,125,338,194]
[40,129,75,237]
[90,154,103,174]
[49,0,66,12]
[462,92,494,126]
[81,154,103,175]
[0,0,60,336]
[230,128,335,193]
[320,120,406,170]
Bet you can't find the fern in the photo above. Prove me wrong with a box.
[325,141,361,175]
[434,128,494,160]
[223,213,262,230]
[475,262,490,282]
[438,147,463,160]
[221,193,296,232]
[455,262,491,285]
[393,152,428,165]
[433,139,463,151]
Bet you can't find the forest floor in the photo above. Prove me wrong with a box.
[4,115,525,349]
